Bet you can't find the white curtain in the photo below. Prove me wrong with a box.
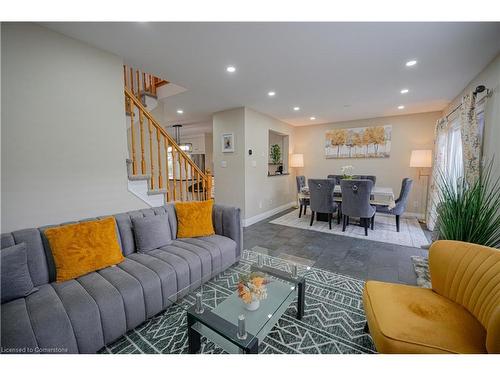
[426,90,487,231]
[426,118,449,231]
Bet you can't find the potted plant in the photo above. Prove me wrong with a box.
[270,144,282,165]
[435,160,500,248]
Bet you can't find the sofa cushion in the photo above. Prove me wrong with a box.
[1,229,50,287]
[176,234,237,273]
[175,200,215,238]
[363,280,487,353]
[44,217,125,282]
[1,243,38,303]
[132,214,172,253]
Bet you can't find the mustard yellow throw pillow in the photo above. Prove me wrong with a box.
[44,217,124,282]
[175,200,215,238]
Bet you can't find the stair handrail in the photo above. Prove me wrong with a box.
[125,86,212,201]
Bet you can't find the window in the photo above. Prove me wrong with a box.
[445,118,463,184]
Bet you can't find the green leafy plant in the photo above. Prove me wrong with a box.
[436,160,500,248]
[270,144,281,164]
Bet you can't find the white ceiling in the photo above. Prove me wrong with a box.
[43,22,500,126]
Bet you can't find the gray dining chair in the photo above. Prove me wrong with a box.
[296,175,309,218]
[340,179,375,236]
[376,178,413,232]
[308,179,338,229]
[353,175,377,186]
[326,175,343,186]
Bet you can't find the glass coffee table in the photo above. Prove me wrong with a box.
[172,255,309,354]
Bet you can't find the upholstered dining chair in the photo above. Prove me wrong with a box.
[340,179,376,236]
[327,175,343,223]
[353,175,377,186]
[326,174,343,186]
[308,179,338,229]
[376,177,413,232]
[296,175,309,218]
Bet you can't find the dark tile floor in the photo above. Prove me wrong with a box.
[243,208,431,285]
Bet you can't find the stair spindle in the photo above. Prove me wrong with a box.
[197,171,201,201]
[164,137,170,202]
[179,152,183,201]
[129,67,134,96]
[139,110,146,174]
[129,103,137,175]
[148,118,155,190]
[157,128,163,189]
[172,148,178,201]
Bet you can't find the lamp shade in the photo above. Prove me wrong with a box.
[290,154,304,168]
[410,150,432,168]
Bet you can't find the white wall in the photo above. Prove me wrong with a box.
[1,23,147,232]
[443,53,500,182]
[244,108,296,222]
[294,111,441,216]
[212,107,296,224]
[212,107,246,215]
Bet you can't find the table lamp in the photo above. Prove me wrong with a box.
[290,154,304,168]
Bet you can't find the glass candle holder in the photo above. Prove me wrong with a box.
[257,254,263,268]
[291,264,298,278]
[195,292,204,314]
[237,314,247,340]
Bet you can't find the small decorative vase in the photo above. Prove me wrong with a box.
[245,298,260,311]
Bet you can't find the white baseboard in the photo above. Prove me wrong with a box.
[243,202,296,227]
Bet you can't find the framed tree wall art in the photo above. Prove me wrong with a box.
[325,125,392,159]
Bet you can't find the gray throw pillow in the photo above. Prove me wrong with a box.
[132,215,172,253]
[1,243,38,304]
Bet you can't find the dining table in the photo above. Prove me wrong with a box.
[298,185,396,222]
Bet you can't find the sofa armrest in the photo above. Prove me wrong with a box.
[212,204,242,259]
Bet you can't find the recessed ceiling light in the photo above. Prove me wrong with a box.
[293,106,300,111]
[310,116,316,120]
[400,89,409,94]
[268,91,276,97]
[176,109,184,114]
[397,105,405,110]
[226,65,236,73]
[405,60,417,67]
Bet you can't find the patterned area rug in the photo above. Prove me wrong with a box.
[270,209,428,248]
[100,250,375,354]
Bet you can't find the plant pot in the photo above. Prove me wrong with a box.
[245,298,260,311]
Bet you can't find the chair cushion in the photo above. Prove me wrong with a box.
[1,243,38,303]
[363,280,487,354]
[175,200,215,238]
[44,217,125,282]
[132,214,172,253]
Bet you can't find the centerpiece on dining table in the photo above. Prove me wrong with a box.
[341,165,354,179]
[237,272,269,311]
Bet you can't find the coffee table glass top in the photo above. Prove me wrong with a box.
[168,256,311,352]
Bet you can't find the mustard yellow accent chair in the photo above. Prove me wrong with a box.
[363,240,500,354]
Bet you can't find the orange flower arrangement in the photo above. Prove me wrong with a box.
[238,272,269,304]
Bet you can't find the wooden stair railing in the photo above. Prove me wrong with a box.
[125,86,211,202]
[123,65,169,102]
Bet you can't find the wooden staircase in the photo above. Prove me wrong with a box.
[124,65,212,203]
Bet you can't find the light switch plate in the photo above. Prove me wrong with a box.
[251,160,257,167]
[221,161,227,168]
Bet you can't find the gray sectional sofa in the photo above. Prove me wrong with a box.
[0,203,241,354]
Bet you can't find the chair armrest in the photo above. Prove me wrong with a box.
[212,204,242,259]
